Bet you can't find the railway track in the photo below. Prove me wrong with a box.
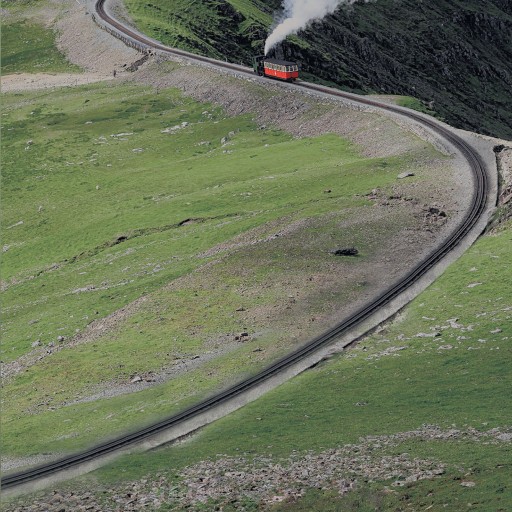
[1,0,493,494]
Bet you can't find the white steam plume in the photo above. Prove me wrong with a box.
[265,0,364,55]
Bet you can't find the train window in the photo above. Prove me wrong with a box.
[263,62,300,72]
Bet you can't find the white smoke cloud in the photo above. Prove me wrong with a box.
[264,0,365,55]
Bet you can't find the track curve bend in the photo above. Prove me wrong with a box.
[1,0,495,495]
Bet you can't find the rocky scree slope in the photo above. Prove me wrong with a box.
[125,0,512,140]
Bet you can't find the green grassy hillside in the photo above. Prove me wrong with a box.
[3,79,434,459]
[123,0,512,140]
[1,19,80,74]
[47,222,512,511]
[1,2,510,508]
[6,220,510,510]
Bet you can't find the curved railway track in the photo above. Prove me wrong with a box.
[1,0,492,493]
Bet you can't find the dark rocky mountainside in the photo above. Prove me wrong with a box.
[127,0,512,139]
[277,0,512,140]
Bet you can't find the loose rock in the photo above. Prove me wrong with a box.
[331,248,359,256]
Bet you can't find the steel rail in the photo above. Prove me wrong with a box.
[1,0,490,491]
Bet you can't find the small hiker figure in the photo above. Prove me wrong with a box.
[113,69,117,78]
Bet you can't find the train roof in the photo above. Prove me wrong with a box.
[263,58,297,66]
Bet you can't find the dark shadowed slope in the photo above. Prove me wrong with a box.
[124,0,512,139]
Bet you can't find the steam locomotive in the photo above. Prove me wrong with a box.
[253,55,299,81]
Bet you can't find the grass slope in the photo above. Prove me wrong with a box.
[123,0,272,61]
[1,19,80,74]
[2,82,423,459]
[79,221,512,511]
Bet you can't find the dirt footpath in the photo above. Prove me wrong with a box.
[0,72,115,92]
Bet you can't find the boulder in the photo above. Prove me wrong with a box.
[331,248,359,256]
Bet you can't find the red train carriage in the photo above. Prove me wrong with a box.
[253,56,299,81]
